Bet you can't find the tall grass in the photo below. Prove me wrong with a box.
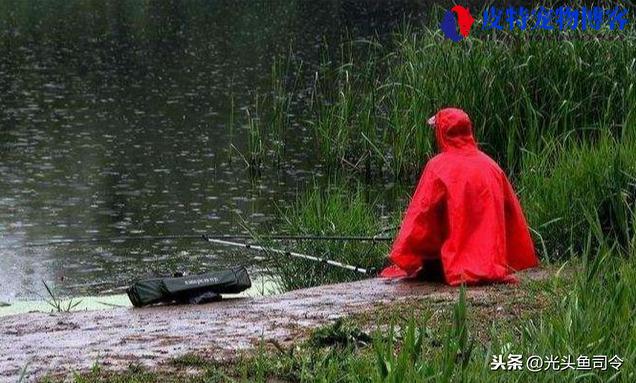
[232,53,303,175]
[264,185,392,291]
[268,53,303,164]
[244,95,264,177]
[259,13,635,179]
[520,133,636,258]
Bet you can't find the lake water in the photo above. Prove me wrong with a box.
[0,0,426,300]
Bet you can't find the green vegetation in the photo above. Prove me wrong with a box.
[520,134,636,258]
[42,280,82,313]
[262,185,393,291]
[252,19,635,179]
[245,98,265,177]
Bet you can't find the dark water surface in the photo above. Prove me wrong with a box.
[0,0,423,300]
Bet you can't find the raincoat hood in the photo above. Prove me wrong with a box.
[433,108,477,152]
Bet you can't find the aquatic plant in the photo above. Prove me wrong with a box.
[227,91,236,164]
[42,280,82,313]
[267,53,303,164]
[245,96,264,177]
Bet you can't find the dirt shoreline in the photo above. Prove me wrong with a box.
[0,270,548,382]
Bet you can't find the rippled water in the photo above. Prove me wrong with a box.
[0,0,423,300]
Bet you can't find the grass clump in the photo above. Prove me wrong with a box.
[520,133,636,258]
[264,184,392,291]
[42,280,82,313]
[308,318,372,349]
[70,365,171,383]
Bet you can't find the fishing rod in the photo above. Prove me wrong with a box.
[0,233,394,250]
[202,235,373,274]
[200,234,393,242]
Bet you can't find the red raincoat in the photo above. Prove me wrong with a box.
[381,108,538,285]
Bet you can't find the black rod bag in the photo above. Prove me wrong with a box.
[126,266,251,307]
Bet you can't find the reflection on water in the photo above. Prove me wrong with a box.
[0,0,422,300]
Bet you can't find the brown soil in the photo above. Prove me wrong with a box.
[0,269,550,382]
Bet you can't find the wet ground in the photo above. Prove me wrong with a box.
[0,269,548,382]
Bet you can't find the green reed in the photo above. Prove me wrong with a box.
[268,54,295,164]
[245,95,264,177]
[261,15,635,180]
[520,132,636,259]
[42,280,82,313]
[263,184,392,291]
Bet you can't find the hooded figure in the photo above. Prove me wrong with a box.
[381,108,538,285]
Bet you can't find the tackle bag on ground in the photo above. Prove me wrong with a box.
[126,266,251,307]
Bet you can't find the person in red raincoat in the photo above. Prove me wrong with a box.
[381,108,539,285]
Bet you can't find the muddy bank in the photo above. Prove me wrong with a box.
[0,270,547,382]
